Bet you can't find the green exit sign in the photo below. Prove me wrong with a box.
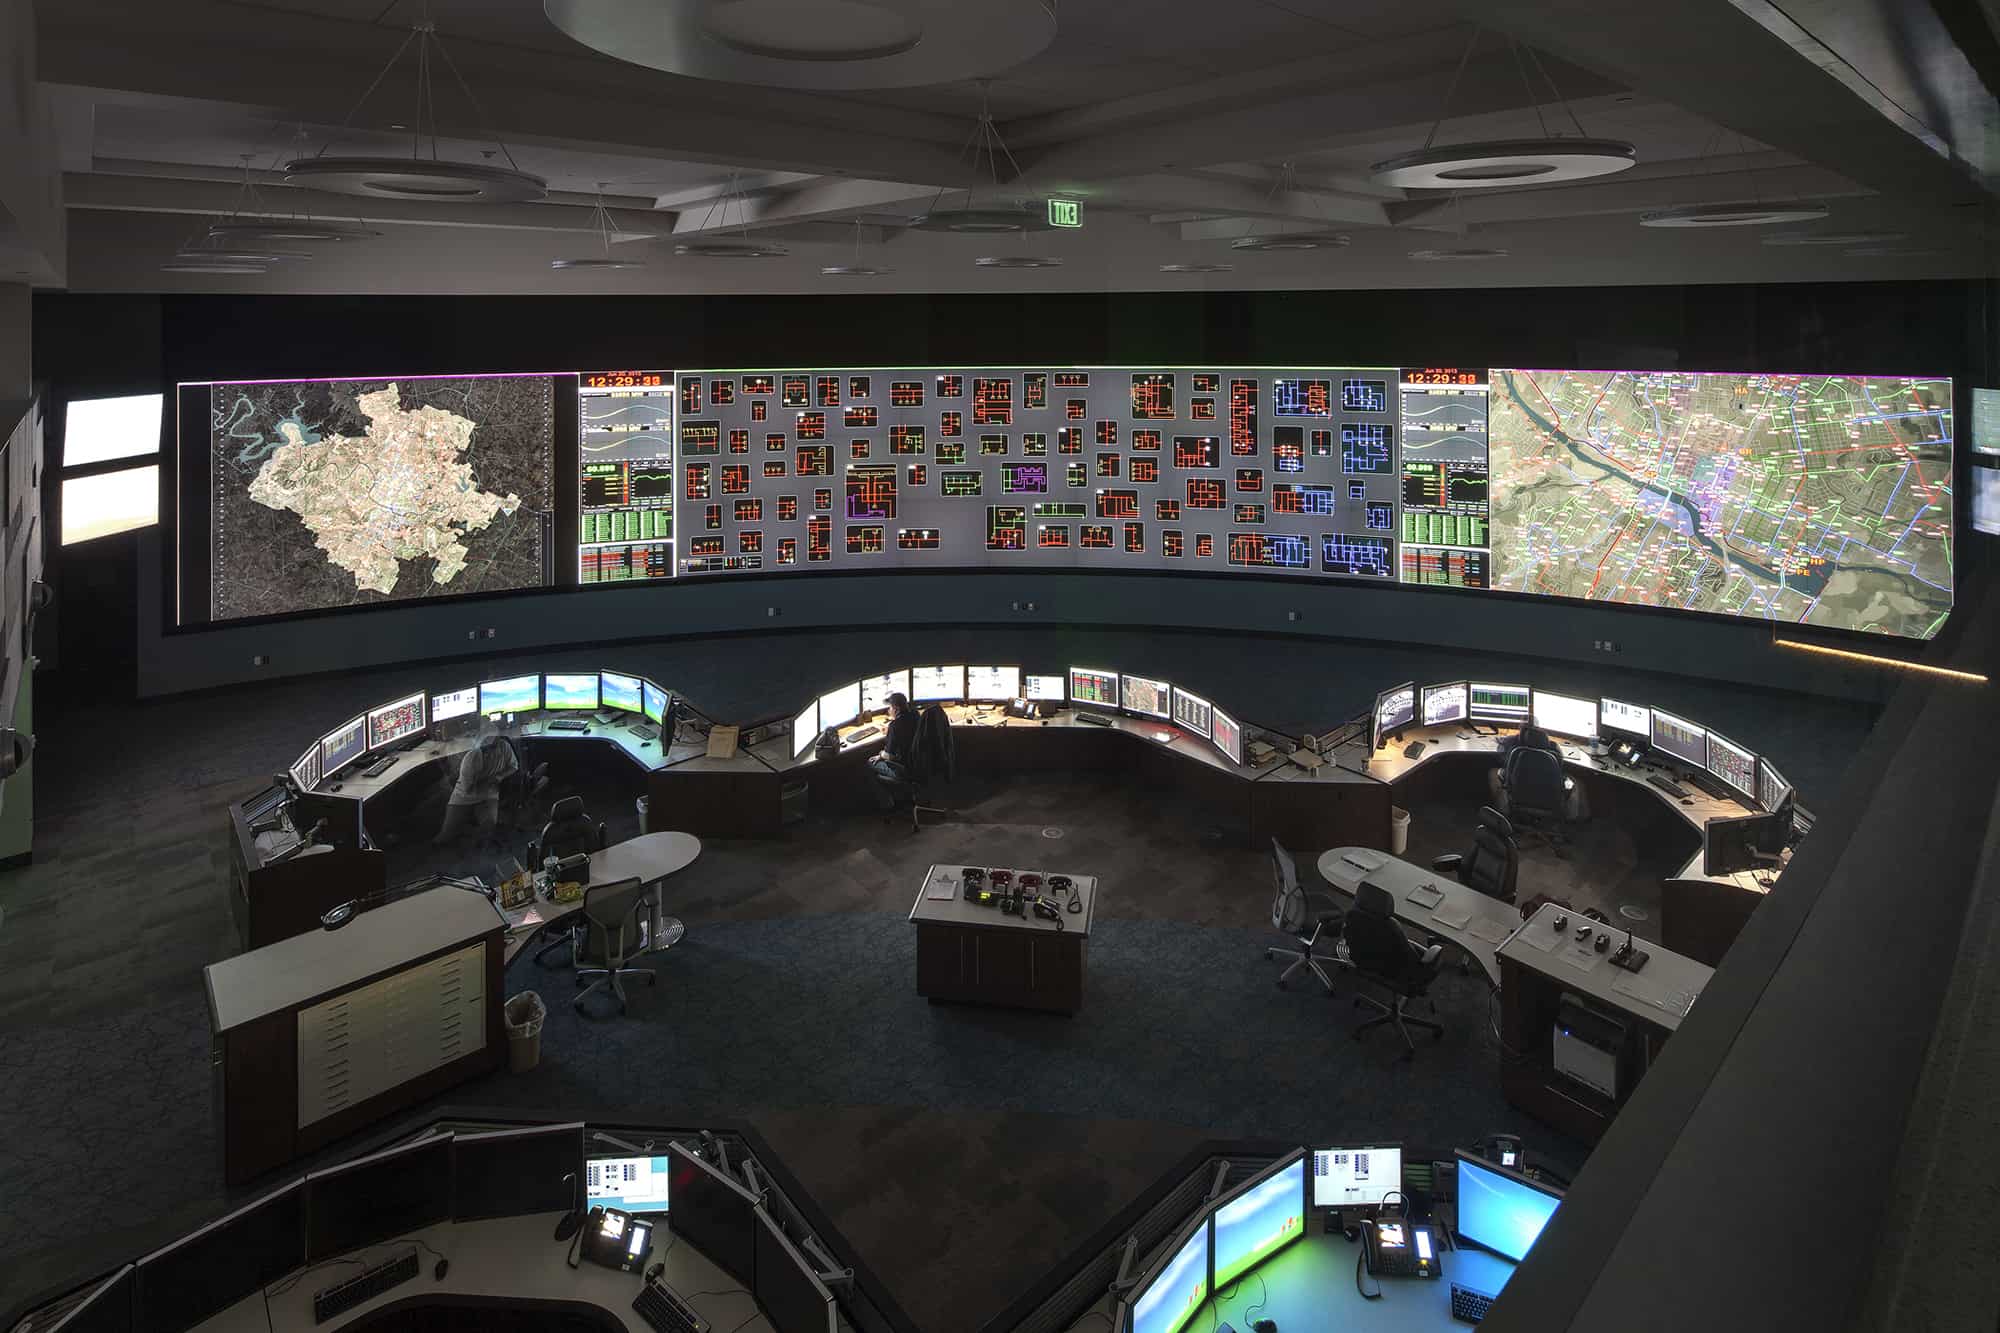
[1047,198,1082,228]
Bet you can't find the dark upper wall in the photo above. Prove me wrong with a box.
[31,281,1986,700]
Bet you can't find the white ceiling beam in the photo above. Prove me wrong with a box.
[62,171,623,233]
[671,177,948,234]
[1089,174,1392,228]
[651,172,817,211]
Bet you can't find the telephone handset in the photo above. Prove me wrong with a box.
[579,1206,655,1272]
[1362,1199,1440,1279]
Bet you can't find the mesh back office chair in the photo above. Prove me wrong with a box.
[572,876,656,1015]
[1264,838,1346,995]
[531,796,607,968]
[1433,806,1520,904]
[1343,880,1445,1059]
[1501,746,1571,856]
[907,704,957,832]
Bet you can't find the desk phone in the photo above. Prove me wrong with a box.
[1365,1217,1440,1278]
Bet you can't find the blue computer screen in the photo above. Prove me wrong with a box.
[1456,1154,1561,1263]
[602,672,643,713]
[643,680,669,725]
[544,673,599,711]
[1212,1153,1306,1288]
[480,675,541,715]
[1129,1220,1208,1333]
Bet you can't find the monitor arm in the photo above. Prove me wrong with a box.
[591,1130,647,1155]
[801,1235,854,1288]
[1107,1235,1142,1297]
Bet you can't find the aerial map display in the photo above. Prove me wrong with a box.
[1488,369,1953,639]
[206,374,555,620]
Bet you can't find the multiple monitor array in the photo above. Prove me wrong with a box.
[789,664,1244,765]
[1124,1146,1564,1333]
[288,668,675,791]
[178,365,1953,639]
[58,1128,836,1333]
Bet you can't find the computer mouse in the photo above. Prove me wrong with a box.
[645,1262,665,1283]
[433,1258,449,1281]
[1252,1321,1279,1333]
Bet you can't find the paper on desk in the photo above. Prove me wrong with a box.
[1559,948,1601,974]
[1467,919,1514,945]
[926,871,959,901]
[1405,883,1445,909]
[1431,905,1474,931]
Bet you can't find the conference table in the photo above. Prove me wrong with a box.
[1315,846,1523,987]
[592,829,703,951]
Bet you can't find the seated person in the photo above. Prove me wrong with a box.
[868,692,920,812]
[435,726,520,846]
[1489,723,1588,820]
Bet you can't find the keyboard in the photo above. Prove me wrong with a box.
[846,724,882,744]
[362,756,397,778]
[628,725,660,741]
[1074,710,1114,727]
[1404,741,1427,759]
[1647,773,1690,799]
[1450,1281,1496,1324]
[313,1249,417,1323]
[547,719,590,732]
[633,1278,711,1333]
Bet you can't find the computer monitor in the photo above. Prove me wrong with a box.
[1069,666,1120,707]
[1124,1215,1208,1333]
[480,674,541,716]
[452,1122,584,1223]
[643,680,670,726]
[544,673,599,711]
[1371,682,1416,751]
[133,1181,304,1333]
[1703,810,1789,876]
[1210,1149,1307,1290]
[1650,708,1706,768]
[818,681,862,730]
[910,664,965,703]
[1422,682,1467,727]
[1024,673,1066,702]
[588,1152,673,1214]
[966,665,1022,702]
[1121,674,1171,720]
[430,686,479,724]
[305,1134,452,1260]
[1210,707,1243,766]
[753,1207,838,1333]
[1532,690,1597,741]
[666,1141,759,1286]
[1468,682,1531,725]
[1170,686,1212,740]
[289,743,320,791]
[1757,756,1793,814]
[48,1266,132,1333]
[861,670,911,712]
[1453,1150,1562,1263]
[601,671,644,714]
[1311,1144,1403,1209]
[1599,696,1649,738]
[791,701,820,759]
[1705,730,1756,800]
[318,715,366,776]
[367,692,426,751]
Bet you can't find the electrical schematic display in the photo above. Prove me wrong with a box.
[578,373,677,589]
[1132,374,1176,420]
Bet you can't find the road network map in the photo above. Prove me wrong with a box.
[1488,369,1953,638]
[209,375,554,620]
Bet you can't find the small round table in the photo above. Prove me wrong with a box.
[588,830,703,950]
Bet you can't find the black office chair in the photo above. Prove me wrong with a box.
[530,796,607,968]
[906,704,956,832]
[1342,880,1445,1059]
[497,735,550,830]
[572,876,656,1016]
[1263,837,1345,995]
[1433,806,1520,905]
[1500,746,1571,856]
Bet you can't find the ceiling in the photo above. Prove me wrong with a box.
[13,0,2000,294]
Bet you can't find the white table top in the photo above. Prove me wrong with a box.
[908,864,1099,937]
[205,887,501,1032]
[1498,902,1713,1032]
[324,716,679,802]
[589,831,703,886]
[1316,847,1522,988]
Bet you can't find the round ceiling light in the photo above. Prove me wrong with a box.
[912,208,1047,235]
[974,254,1063,268]
[544,0,1057,90]
[1761,229,1904,246]
[675,239,789,258]
[1638,203,1830,228]
[1408,247,1510,261]
[550,256,648,270]
[1845,246,1937,258]
[1372,138,1636,189]
[1158,262,1235,273]
[820,263,895,276]
[160,261,268,274]
[282,157,546,202]
[1230,233,1349,253]
[206,220,382,243]
[174,247,310,263]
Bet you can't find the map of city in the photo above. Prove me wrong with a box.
[1488,369,1953,638]
[210,375,554,620]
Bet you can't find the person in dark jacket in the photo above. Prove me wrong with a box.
[869,692,919,811]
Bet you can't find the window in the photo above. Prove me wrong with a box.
[59,393,161,545]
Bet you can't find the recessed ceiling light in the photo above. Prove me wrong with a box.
[160,261,268,274]
[1408,247,1510,261]
[1158,262,1235,273]
[974,254,1063,268]
[1761,230,1906,246]
[284,157,547,202]
[550,256,647,270]
[1372,138,1636,189]
[542,0,1058,91]
[206,220,382,243]
[1230,233,1349,253]
[820,264,895,276]
[912,208,1047,234]
[1638,203,1830,228]
[674,239,788,258]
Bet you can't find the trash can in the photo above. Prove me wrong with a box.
[635,794,651,835]
[1390,806,1411,856]
[504,991,546,1072]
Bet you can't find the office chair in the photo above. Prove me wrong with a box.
[1433,806,1520,905]
[1264,837,1346,995]
[1342,880,1445,1059]
[572,876,656,1015]
[497,735,550,829]
[906,704,957,832]
[1500,746,1571,856]
[530,796,607,968]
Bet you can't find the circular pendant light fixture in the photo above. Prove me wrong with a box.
[1639,203,1830,228]
[974,254,1063,268]
[822,221,895,276]
[543,0,1057,91]
[160,261,268,275]
[206,219,382,243]
[1230,232,1348,252]
[1158,262,1235,273]
[1761,229,1904,246]
[676,239,789,258]
[552,186,650,270]
[913,207,1046,234]
[1408,246,1510,260]
[174,246,310,263]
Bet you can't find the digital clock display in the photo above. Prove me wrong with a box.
[1400,368,1486,386]
[584,371,666,389]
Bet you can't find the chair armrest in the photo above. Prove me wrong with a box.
[595,820,607,846]
[526,840,541,865]
[1432,852,1463,875]
[1417,942,1444,966]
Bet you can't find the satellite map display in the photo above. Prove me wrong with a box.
[1489,369,1953,638]
[207,374,555,620]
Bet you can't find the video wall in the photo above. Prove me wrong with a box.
[175,364,1954,638]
